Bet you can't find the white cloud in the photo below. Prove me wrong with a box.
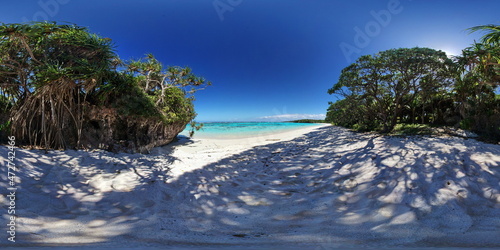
[258,113,326,121]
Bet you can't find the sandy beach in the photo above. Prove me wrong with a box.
[1,124,499,249]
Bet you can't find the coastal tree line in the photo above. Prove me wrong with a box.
[327,24,500,141]
[0,22,210,152]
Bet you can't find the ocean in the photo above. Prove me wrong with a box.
[179,122,321,139]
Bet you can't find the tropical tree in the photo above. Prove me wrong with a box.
[0,22,211,151]
[469,24,500,46]
[125,54,210,106]
[328,47,455,132]
[453,24,500,138]
[0,22,116,148]
[325,98,375,130]
[123,54,210,127]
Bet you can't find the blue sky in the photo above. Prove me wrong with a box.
[1,0,499,122]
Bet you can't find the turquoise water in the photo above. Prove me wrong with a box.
[180,122,320,139]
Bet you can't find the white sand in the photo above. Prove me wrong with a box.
[1,124,499,249]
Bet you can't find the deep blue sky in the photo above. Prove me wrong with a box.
[1,0,499,122]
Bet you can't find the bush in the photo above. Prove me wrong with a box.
[392,123,433,136]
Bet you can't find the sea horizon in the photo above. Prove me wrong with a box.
[180,121,324,139]
[194,120,325,123]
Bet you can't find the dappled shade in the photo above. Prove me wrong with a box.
[2,126,499,247]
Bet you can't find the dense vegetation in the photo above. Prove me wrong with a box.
[0,22,210,152]
[327,24,500,141]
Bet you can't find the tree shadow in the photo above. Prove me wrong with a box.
[1,126,499,248]
[0,143,178,247]
[163,127,500,247]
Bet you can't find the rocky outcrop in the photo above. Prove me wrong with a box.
[80,106,187,153]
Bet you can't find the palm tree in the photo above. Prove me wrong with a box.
[452,24,500,137]
[469,24,500,45]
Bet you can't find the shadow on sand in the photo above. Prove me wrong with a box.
[1,126,499,248]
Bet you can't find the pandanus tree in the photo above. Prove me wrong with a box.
[453,25,500,136]
[0,22,116,149]
[469,24,500,46]
[125,54,211,123]
[0,22,211,151]
[467,25,500,85]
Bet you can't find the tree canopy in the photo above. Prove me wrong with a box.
[328,47,455,132]
[0,22,210,152]
[327,25,500,141]
[456,24,500,137]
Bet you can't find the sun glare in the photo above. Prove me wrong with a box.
[439,47,461,57]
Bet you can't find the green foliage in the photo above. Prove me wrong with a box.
[326,98,374,128]
[454,26,500,139]
[188,121,204,137]
[350,123,375,132]
[0,120,10,132]
[0,95,13,113]
[124,54,211,104]
[327,25,500,142]
[121,54,211,126]
[328,47,456,133]
[0,95,11,135]
[0,22,118,148]
[468,24,500,46]
[157,87,196,124]
[391,123,433,136]
[92,73,160,118]
[459,118,474,130]
[0,22,210,149]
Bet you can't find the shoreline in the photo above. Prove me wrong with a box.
[176,123,330,144]
[161,124,331,181]
[180,122,327,140]
[1,125,499,248]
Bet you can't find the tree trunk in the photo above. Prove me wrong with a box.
[411,107,414,124]
[145,71,151,91]
[388,103,401,133]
